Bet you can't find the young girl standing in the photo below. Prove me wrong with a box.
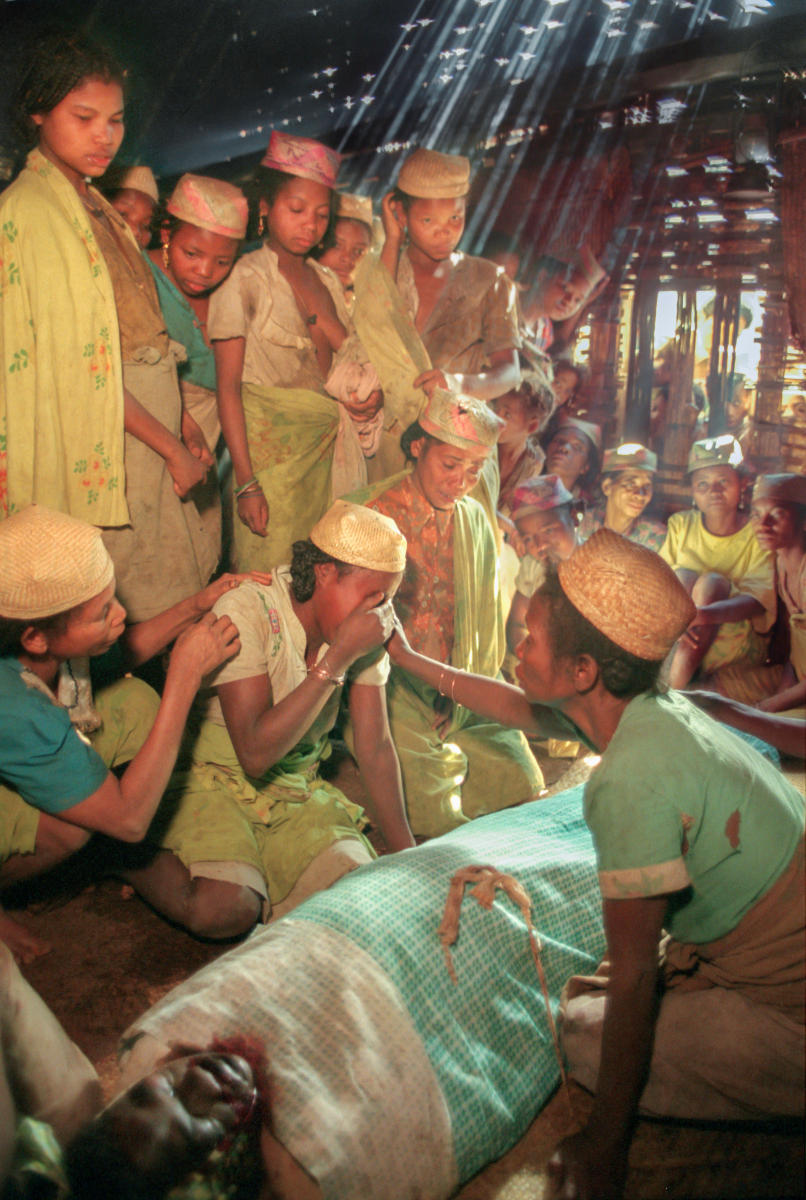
[148,173,248,566]
[1,30,213,620]
[659,435,776,695]
[210,132,379,570]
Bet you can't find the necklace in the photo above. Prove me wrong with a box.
[284,273,318,327]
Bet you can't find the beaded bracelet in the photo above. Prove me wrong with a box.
[308,662,346,686]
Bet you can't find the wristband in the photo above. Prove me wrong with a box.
[308,662,346,687]
[236,485,263,502]
[235,477,260,498]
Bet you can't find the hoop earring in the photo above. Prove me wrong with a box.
[162,243,170,270]
[258,214,265,237]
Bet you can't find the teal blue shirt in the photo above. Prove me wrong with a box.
[147,257,216,390]
[0,657,108,813]
[584,690,805,943]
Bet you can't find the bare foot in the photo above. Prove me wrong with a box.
[0,909,52,964]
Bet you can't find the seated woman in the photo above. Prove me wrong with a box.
[578,442,666,551]
[387,530,804,1199]
[145,501,414,933]
[356,389,544,837]
[541,415,602,506]
[0,506,242,962]
[659,435,776,697]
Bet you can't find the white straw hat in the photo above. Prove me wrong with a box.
[0,506,114,619]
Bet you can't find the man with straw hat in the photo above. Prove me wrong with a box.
[388,529,804,1196]
[146,500,413,932]
[0,505,240,961]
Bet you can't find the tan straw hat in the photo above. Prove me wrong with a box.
[0,506,114,620]
[310,500,407,574]
[337,192,373,228]
[752,473,806,507]
[558,529,695,661]
[397,148,470,199]
[419,388,504,450]
[115,165,159,203]
[167,174,248,239]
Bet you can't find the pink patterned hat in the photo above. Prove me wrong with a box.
[260,131,341,189]
[419,388,504,450]
[511,475,574,519]
[167,174,248,239]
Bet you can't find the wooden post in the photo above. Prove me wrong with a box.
[745,288,788,473]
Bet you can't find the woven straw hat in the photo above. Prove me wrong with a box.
[310,501,407,574]
[260,131,341,189]
[167,174,248,239]
[419,388,504,450]
[558,529,695,661]
[602,443,657,474]
[512,475,574,520]
[115,165,159,203]
[397,148,470,199]
[687,434,743,474]
[337,192,373,228]
[0,506,114,620]
[752,473,806,507]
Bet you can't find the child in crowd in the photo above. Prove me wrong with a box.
[0,506,241,962]
[520,247,606,358]
[542,415,602,504]
[359,390,543,837]
[1,30,214,621]
[148,173,248,566]
[750,473,806,715]
[141,501,413,933]
[505,475,580,657]
[313,191,374,305]
[660,435,776,696]
[579,443,666,551]
[551,359,585,412]
[210,132,381,571]
[106,164,160,249]
[494,365,556,518]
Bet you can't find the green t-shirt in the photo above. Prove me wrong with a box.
[583,690,805,944]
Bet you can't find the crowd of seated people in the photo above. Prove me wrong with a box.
[0,26,803,1200]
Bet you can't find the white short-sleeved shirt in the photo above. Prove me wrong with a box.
[201,569,389,725]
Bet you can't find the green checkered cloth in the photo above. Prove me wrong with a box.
[295,785,604,1182]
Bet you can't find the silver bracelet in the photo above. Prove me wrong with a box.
[308,662,346,687]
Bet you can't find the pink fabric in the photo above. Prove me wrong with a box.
[260,132,341,188]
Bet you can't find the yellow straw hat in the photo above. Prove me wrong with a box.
[310,500,407,573]
[397,148,470,199]
[0,506,114,620]
[558,529,695,660]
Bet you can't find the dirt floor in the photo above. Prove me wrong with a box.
[4,749,805,1199]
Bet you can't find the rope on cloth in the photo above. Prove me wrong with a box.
[438,864,576,1122]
